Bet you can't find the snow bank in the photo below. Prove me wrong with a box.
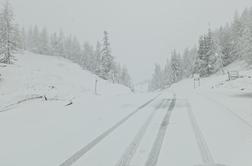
[172,60,252,130]
[0,51,131,107]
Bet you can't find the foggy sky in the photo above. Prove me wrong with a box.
[7,0,252,82]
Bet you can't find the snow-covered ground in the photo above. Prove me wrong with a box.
[168,60,252,166]
[0,52,252,166]
[0,52,157,165]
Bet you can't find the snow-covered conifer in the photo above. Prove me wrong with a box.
[0,0,19,64]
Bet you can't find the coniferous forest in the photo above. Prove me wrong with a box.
[149,7,252,91]
[0,1,132,89]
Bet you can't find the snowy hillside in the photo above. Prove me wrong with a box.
[0,52,131,108]
[0,52,158,165]
[170,60,252,123]
[174,60,252,91]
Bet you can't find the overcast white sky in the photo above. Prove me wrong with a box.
[6,0,252,82]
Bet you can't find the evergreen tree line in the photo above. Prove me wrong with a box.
[0,1,132,89]
[149,48,197,91]
[20,28,132,88]
[149,7,252,91]
[0,1,20,64]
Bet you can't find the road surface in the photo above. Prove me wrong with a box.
[1,89,251,166]
[57,89,252,166]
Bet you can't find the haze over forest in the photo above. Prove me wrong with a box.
[6,0,252,81]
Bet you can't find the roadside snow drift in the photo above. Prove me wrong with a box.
[0,52,131,106]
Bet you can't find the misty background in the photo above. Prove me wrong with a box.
[8,0,252,82]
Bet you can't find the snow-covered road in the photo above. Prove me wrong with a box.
[1,88,251,166]
[59,94,160,166]
[69,89,252,166]
[56,87,252,166]
[1,53,251,166]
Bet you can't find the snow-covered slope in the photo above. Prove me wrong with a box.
[201,60,252,91]
[0,52,158,166]
[0,52,132,107]
[171,60,252,123]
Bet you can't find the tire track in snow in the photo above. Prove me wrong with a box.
[115,99,169,166]
[186,101,215,164]
[144,95,176,166]
[59,94,161,166]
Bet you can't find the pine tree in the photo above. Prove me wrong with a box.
[149,64,163,91]
[216,25,234,66]
[206,29,219,74]
[196,35,208,76]
[120,65,131,87]
[114,63,122,84]
[101,31,114,79]
[195,29,221,76]
[50,32,65,57]
[50,32,59,56]
[31,25,40,53]
[170,50,183,83]
[82,42,94,71]
[20,27,26,50]
[26,27,34,51]
[0,0,19,64]
[239,26,252,64]
[38,28,49,54]
[94,41,102,75]
[57,31,65,57]
[70,37,81,63]
[182,47,197,77]
[230,11,243,60]
[163,59,173,87]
